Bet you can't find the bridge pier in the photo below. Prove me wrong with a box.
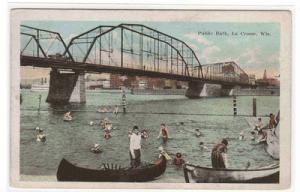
[185,81,204,98]
[200,84,222,97]
[221,85,235,96]
[186,82,238,98]
[46,69,86,104]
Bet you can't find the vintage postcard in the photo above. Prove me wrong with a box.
[10,7,292,190]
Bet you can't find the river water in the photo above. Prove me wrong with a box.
[20,90,279,182]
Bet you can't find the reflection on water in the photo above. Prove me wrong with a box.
[20,90,279,182]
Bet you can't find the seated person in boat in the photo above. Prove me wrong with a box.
[173,152,185,166]
[128,126,142,168]
[211,139,228,169]
[104,129,112,140]
[157,123,169,143]
[199,142,208,150]
[36,129,46,142]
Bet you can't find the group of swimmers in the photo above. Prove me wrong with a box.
[60,108,278,169]
[249,113,279,143]
[236,112,279,144]
[35,126,46,142]
[97,106,119,115]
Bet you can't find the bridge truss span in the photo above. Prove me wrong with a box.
[64,24,203,79]
[20,23,252,87]
[20,25,74,62]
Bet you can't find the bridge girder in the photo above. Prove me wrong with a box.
[64,23,203,78]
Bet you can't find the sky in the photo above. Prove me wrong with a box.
[21,21,280,79]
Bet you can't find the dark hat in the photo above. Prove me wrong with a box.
[133,125,139,130]
[221,138,228,146]
[199,142,204,145]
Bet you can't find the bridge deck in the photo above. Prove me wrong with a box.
[21,56,252,87]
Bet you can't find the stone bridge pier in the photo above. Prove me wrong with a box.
[221,84,235,96]
[185,81,236,98]
[46,69,86,104]
[185,81,205,98]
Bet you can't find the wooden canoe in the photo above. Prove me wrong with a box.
[57,155,166,182]
[183,163,279,183]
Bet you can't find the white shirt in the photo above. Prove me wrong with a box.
[129,133,141,151]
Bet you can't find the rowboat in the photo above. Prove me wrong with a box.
[57,155,166,182]
[183,163,279,183]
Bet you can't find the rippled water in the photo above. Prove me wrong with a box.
[20,90,279,182]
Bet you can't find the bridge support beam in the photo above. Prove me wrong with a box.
[46,69,86,104]
[185,81,204,98]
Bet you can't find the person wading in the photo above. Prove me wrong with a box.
[128,126,142,168]
[173,152,185,166]
[157,123,169,143]
[211,139,229,169]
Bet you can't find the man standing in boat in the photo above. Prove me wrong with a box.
[128,126,142,167]
[268,113,277,129]
[211,139,228,169]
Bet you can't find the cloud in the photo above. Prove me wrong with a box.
[184,32,212,46]
[200,45,221,63]
[239,47,261,65]
[266,53,279,64]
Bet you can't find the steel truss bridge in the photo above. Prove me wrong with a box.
[20,24,251,87]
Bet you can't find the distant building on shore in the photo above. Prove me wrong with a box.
[255,69,280,87]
